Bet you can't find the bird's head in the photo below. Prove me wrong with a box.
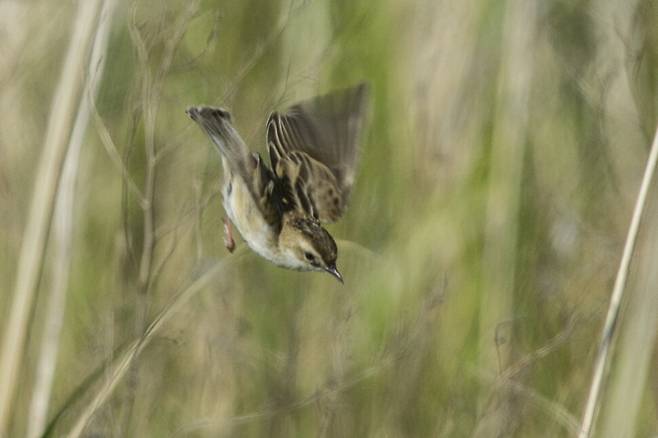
[279,215,342,282]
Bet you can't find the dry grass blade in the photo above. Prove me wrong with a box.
[599,173,658,438]
[26,1,118,437]
[0,1,102,434]
[578,125,658,438]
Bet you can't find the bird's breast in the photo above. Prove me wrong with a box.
[223,175,281,263]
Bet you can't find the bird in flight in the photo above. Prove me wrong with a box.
[186,83,369,282]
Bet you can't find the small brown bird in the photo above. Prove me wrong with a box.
[186,83,369,282]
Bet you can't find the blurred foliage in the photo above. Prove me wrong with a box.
[1,0,657,436]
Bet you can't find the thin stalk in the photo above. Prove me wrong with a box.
[26,1,118,437]
[120,5,199,435]
[578,125,658,438]
[0,1,101,434]
[599,176,658,438]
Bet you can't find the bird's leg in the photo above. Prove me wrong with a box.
[223,217,236,253]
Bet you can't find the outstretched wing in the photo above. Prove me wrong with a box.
[266,83,369,223]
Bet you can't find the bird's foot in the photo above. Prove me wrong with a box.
[223,217,236,253]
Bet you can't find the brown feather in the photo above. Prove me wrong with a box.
[266,83,369,222]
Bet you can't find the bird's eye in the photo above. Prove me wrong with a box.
[304,252,315,262]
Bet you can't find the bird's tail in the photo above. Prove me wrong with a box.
[186,106,250,172]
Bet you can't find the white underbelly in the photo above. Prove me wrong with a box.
[223,176,279,262]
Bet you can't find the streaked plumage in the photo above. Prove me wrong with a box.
[186,83,369,282]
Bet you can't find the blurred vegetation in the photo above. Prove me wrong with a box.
[1,0,657,436]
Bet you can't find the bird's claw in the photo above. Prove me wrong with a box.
[223,217,236,253]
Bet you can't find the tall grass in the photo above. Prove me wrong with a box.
[26,2,118,437]
[0,1,101,434]
[587,127,658,438]
[1,0,657,436]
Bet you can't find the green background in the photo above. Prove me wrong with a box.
[1,0,657,436]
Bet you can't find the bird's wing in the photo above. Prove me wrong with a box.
[187,106,281,227]
[266,83,369,223]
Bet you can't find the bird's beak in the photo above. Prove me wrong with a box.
[325,265,344,283]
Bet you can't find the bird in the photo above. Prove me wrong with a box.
[186,83,369,283]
